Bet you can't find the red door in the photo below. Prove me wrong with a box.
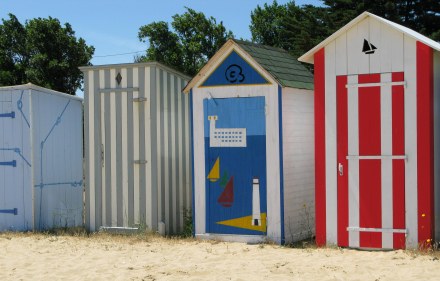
[337,72,406,249]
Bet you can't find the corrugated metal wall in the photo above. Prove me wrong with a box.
[83,63,192,234]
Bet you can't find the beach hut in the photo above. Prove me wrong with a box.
[81,62,192,234]
[0,83,83,231]
[183,39,315,244]
[299,12,440,249]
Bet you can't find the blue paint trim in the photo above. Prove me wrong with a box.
[0,160,16,167]
[17,90,30,127]
[278,85,285,244]
[0,148,31,167]
[190,89,196,237]
[0,208,18,215]
[0,111,15,118]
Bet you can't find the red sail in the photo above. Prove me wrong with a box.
[218,176,234,207]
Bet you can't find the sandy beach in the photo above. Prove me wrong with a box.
[0,232,439,281]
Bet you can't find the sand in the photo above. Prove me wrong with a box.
[0,232,439,281]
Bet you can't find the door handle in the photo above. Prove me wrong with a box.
[338,163,343,176]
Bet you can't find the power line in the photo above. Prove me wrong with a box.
[93,50,145,58]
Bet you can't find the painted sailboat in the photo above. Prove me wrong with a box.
[207,157,220,182]
[218,176,234,207]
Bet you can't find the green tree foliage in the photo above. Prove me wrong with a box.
[0,14,94,95]
[250,0,440,59]
[138,7,233,76]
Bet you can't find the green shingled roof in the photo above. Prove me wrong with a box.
[234,39,314,90]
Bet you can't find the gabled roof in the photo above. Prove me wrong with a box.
[183,39,313,93]
[299,11,440,64]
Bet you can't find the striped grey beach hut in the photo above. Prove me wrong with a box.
[80,62,192,234]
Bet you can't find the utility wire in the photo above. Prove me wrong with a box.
[93,50,145,58]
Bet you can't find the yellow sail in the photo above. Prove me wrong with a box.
[207,157,220,182]
[216,213,267,233]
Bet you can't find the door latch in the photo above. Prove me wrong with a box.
[338,163,343,176]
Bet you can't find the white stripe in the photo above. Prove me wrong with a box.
[347,74,360,248]
[177,77,184,230]
[88,70,95,231]
[346,155,407,160]
[156,68,162,225]
[325,42,338,244]
[381,73,393,249]
[184,81,191,213]
[404,35,418,248]
[133,67,140,225]
[110,69,117,226]
[347,227,407,234]
[346,81,406,88]
[144,67,152,230]
[121,68,128,227]
[170,75,177,232]
[99,70,106,227]
[164,72,170,234]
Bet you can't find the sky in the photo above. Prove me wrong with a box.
[1,0,322,95]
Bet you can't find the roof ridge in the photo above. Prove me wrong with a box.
[232,39,292,55]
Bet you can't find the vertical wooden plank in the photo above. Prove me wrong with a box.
[379,24,392,73]
[404,36,418,248]
[380,73,393,249]
[177,77,185,230]
[347,25,359,75]
[156,68,162,227]
[170,73,177,233]
[369,18,382,74]
[347,74,360,248]
[110,69,117,226]
[314,48,326,246]
[121,68,129,227]
[133,68,140,225]
[336,75,348,247]
[335,32,348,76]
[144,67,152,230]
[87,70,96,231]
[417,41,434,247]
[357,18,370,74]
[392,72,406,249]
[391,27,405,73]
[99,70,106,227]
[325,41,338,244]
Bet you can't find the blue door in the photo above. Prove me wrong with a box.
[204,96,267,235]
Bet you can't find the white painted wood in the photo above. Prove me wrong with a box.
[156,68,162,225]
[281,88,315,243]
[325,41,338,244]
[99,70,106,227]
[133,67,140,225]
[184,85,191,215]
[357,18,370,74]
[346,155,407,160]
[403,35,418,248]
[170,73,177,233]
[369,17,382,74]
[347,227,407,234]
[143,67,152,230]
[380,73,393,249]
[177,77,184,230]
[347,24,359,77]
[163,72,170,234]
[346,81,406,88]
[379,24,393,73]
[121,68,129,227]
[110,68,117,226]
[88,70,96,231]
[335,32,348,76]
[347,74,360,248]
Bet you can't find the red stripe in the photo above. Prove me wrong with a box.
[336,75,348,247]
[392,72,406,249]
[416,42,434,247]
[314,48,326,246]
[358,74,382,248]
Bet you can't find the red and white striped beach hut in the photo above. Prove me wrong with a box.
[299,12,440,249]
